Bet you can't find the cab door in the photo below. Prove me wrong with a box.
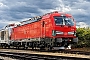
[41,21,46,38]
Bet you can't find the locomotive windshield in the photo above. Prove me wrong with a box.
[54,16,74,26]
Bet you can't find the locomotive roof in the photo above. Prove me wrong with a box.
[5,11,72,28]
[20,11,69,24]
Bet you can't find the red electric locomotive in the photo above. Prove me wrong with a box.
[0,11,78,50]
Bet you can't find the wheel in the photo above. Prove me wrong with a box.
[8,46,10,49]
[16,46,19,49]
[45,45,52,51]
[23,46,28,49]
[40,47,45,50]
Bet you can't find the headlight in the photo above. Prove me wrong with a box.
[74,32,76,36]
[52,30,63,36]
[68,32,74,34]
[52,30,56,36]
[56,31,63,34]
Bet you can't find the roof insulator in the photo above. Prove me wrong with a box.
[53,11,58,13]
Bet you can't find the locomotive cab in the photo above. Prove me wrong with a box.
[52,14,78,49]
[0,29,10,48]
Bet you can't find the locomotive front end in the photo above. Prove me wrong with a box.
[52,13,78,49]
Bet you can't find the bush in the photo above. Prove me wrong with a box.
[75,28,90,48]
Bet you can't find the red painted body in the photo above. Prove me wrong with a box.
[10,12,76,40]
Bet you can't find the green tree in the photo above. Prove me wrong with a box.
[76,28,90,47]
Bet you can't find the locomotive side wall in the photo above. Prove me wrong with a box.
[10,18,53,40]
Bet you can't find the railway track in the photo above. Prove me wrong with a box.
[62,50,90,55]
[9,48,90,55]
[0,48,90,60]
[0,51,89,60]
[49,50,90,55]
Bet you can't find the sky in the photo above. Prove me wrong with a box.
[0,0,90,28]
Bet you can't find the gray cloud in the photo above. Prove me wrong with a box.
[0,0,90,28]
[61,0,90,26]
